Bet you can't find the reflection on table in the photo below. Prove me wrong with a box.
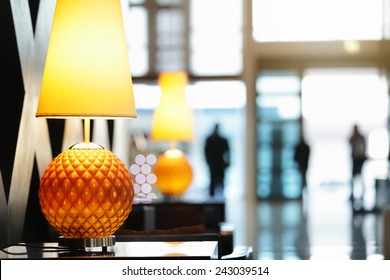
[0,240,219,260]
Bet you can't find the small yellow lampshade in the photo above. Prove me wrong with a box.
[151,71,193,141]
[36,0,136,118]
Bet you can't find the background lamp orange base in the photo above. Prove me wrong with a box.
[38,142,134,249]
[153,148,193,196]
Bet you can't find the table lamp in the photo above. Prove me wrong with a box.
[36,0,136,250]
[151,71,194,196]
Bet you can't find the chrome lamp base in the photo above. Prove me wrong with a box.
[58,235,115,253]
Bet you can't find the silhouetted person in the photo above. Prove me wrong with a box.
[205,124,230,197]
[294,135,310,189]
[349,124,367,201]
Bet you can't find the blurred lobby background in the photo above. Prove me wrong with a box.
[122,0,390,259]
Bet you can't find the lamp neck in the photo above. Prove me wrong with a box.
[84,118,91,143]
[170,141,177,150]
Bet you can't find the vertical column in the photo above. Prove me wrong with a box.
[242,0,258,258]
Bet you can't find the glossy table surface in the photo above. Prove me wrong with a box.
[0,240,219,260]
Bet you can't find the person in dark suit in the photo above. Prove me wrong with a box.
[205,124,230,197]
[348,124,367,201]
[294,134,310,190]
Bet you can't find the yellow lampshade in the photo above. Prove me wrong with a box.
[36,0,136,118]
[151,72,193,141]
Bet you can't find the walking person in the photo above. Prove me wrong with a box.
[348,124,367,201]
[294,134,310,190]
[205,124,230,197]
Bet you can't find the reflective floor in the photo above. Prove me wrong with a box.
[226,184,385,260]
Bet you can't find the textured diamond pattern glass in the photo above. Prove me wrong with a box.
[39,146,134,238]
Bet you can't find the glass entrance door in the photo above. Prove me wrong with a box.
[256,70,302,199]
[302,68,388,200]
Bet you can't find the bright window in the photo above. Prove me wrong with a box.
[123,6,149,76]
[190,0,243,75]
[156,8,186,72]
[252,0,383,42]
[133,81,246,110]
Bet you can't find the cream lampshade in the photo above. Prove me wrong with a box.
[151,72,194,196]
[36,0,136,251]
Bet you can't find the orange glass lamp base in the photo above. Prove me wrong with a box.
[153,148,193,196]
[38,143,134,240]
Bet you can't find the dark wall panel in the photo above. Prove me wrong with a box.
[0,0,54,245]
[0,0,25,199]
